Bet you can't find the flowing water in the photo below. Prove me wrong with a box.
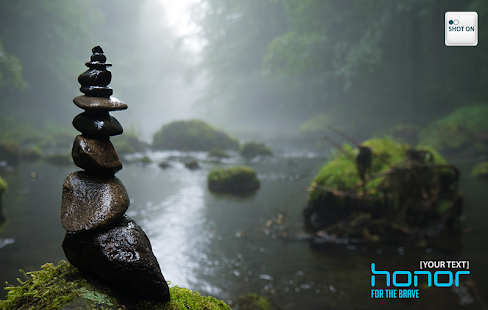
[0,142,487,309]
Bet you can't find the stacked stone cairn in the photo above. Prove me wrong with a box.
[61,46,170,302]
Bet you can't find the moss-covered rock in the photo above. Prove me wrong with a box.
[419,104,488,153]
[185,160,200,170]
[240,142,272,159]
[231,293,272,310]
[207,148,230,159]
[158,161,171,169]
[0,261,231,310]
[472,162,488,178]
[0,139,20,166]
[152,120,239,151]
[112,133,148,155]
[208,166,260,192]
[304,136,461,242]
[0,176,7,195]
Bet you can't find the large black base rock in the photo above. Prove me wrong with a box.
[62,216,170,302]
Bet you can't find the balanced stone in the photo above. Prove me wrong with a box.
[72,135,122,172]
[62,216,171,302]
[80,85,113,98]
[73,112,123,137]
[78,69,112,87]
[79,46,113,98]
[61,171,129,232]
[73,96,128,111]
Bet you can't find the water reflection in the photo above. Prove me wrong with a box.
[0,145,487,309]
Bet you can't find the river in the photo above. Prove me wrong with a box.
[0,142,487,309]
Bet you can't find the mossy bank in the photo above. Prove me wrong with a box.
[304,136,462,242]
[0,261,231,310]
[153,120,239,151]
[208,166,260,192]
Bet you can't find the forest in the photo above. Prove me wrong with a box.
[0,0,486,140]
[1,0,488,309]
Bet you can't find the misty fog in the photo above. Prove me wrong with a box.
[1,0,488,309]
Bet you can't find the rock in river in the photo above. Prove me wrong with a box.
[61,171,129,232]
[62,216,170,302]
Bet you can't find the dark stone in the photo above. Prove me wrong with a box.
[90,53,107,63]
[63,216,170,302]
[73,96,128,111]
[72,135,122,172]
[80,85,113,98]
[78,68,112,87]
[61,171,129,232]
[92,46,104,54]
[185,160,200,170]
[73,112,123,137]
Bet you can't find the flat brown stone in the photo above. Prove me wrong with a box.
[72,135,122,172]
[61,171,129,232]
[73,95,127,111]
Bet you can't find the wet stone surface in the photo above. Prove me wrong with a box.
[72,135,122,172]
[63,216,170,302]
[72,112,123,137]
[73,96,128,111]
[78,68,112,87]
[61,171,129,232]
[80,85,113,98]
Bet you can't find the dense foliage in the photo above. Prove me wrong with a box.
[419,104,488,152]
[193,0,488,136]
[0,0,186,139]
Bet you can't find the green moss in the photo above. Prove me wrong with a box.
[152,120,239,151]
[419,104,488,152]
[240,142,272,159]
[231,293,272,310]
[312,137,411,195]
[306,136,455,235]
[0,261,231,310]
[208,166,260,191]
[207,148,230,159]
[0,176,7,194]
[472,161,488,178]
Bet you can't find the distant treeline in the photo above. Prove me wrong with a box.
[193,0,488,136]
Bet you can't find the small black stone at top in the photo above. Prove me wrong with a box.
[92,46,104,54]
